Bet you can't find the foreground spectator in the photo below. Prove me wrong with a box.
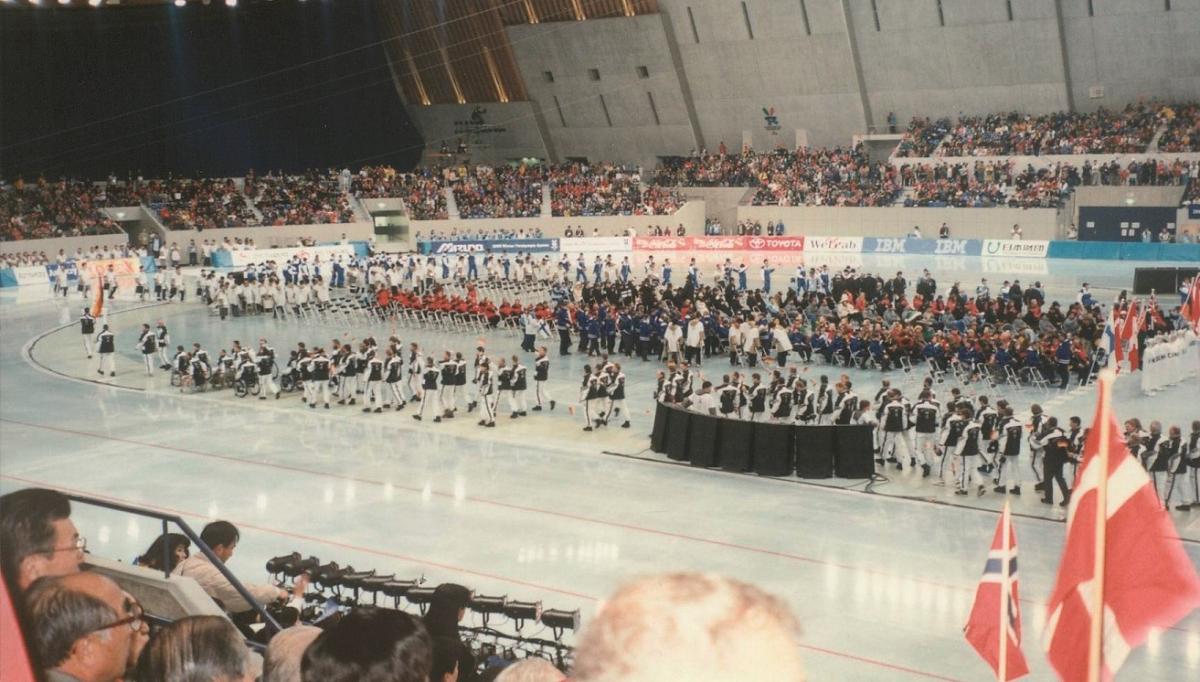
[301,607,432,682]
[572,573,805,682]
[423,583,478,682]
[134,615,252,682]
[263,625,322,682]
[0,487,83,593]
[493,657,564,682]
[133,532,190,574]
[25,572,150,682]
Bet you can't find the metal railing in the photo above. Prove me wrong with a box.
[65,492,282,634]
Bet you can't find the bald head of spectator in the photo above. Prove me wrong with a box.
[264,625,322,682]
[572,573,805,682]
[494,657,564,682]
[0,487,83,592]
[25,572,150,682]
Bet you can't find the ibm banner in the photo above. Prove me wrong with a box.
[419,238,561,255]
[862,237,982,256]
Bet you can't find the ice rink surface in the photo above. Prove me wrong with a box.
[2,252,1198,681]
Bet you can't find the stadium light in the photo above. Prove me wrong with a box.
[89,0,103,7]
[175,0,186,6]
[502,600,542,626]
[225,0,237,6]
[540,608,580,631]
[58,0,70,5]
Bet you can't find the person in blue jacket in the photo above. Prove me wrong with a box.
[761,260,775,294]
[602,315,617,354]
[575,308,591,353]
[555,304,573,356]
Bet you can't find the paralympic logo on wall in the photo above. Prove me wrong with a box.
[453,106,507,136]
[762,107,781,135]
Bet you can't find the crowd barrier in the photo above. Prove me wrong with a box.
[649,402,875,479]
[0,256,157,288]
[1045,241,1200,262]
[1141,332,1199,395]
[210,243,362,268]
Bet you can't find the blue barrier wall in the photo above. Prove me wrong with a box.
[1047,241,1200,262]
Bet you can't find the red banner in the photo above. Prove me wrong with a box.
[633,235,806,252]
[632,236,692,251]
[691,236,747,250]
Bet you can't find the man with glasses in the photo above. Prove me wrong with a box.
[24,572,150,682]
[0,487,85,593]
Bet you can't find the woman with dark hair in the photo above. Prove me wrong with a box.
[423,583,478,682]
[135,532,191,574]
[135,615,252,682]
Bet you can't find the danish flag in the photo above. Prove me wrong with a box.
[1042,373,1200,680]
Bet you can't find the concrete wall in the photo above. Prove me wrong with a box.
[507,15,700,169]
[670,186,754,229]
[736,204,1063,240]
[1074,185,1187,208]
[410,200,706,241]
[405,102,552,164]
[658,0,863,151]
[157,222,375,249]
[1061,0,1200,111]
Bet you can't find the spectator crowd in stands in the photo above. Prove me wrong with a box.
[245,169,356,226]
[0,178,123,242]
[450,164,545,219]
[897,103,1196,157]
[656,145,900,208]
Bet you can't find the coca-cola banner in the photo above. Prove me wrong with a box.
[633,235,806,252]
[691,236,746,250]
[632,236,693,251]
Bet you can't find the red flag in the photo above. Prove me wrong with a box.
[1184,277,1200,332]
[964,501,1029,681]
[1043,374,1200,681]
[89,269,104,319]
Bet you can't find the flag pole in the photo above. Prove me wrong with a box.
[998,500,1010,682]
[1087,372,1113,682]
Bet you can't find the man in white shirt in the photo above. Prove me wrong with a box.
[685,317,705,367]
[172,521,304,619]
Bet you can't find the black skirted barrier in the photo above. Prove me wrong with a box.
[649,402,875,479]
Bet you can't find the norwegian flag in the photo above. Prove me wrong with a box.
[964,501,1029,680]
[1184,276,1200,332]
[1042,374,1200,681]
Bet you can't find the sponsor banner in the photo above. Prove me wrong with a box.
[804,236,863,253]
[745,236,805,251]
[419,239,560,255]
[981,256,1049,276]
[692,236,747,250]
[981,239,1049,259]
[14,266,51,286]
[227,244,356,267]
[560,237,632,253]
[863,237,982,257]
[1189,204,1200,219]
[632,236,692,251]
